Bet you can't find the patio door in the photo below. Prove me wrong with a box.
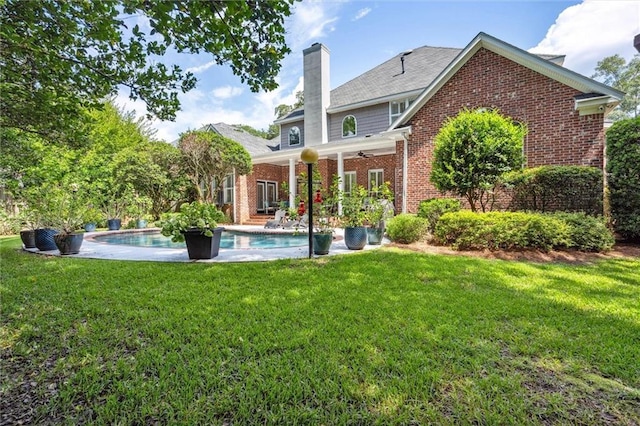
[257,181,278,213]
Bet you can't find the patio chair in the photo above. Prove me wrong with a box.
[264,209,287,229]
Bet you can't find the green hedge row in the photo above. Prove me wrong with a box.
[385,214,428,244]
[417,198,461,233]
[433,211,613,252]
[606,117,640,240]
[502,165,603,215]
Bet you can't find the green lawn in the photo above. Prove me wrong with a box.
[1,236,639,425]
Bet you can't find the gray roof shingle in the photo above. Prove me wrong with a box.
[202,123,279,155]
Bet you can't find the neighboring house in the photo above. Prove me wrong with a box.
[218,32,624,224]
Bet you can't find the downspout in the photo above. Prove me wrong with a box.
[402,132,409,213]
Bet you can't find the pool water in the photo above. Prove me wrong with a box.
[93,230,308,249]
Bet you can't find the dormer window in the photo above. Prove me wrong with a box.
[342,115,357,138]
[389,98,415,124]
[288,126,301,146]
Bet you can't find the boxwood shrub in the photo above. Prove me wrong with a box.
[434,211,569,251]
[552,212,614,252]
[417,198,461,233]
[385,214,428,244]
[434,211,614,252]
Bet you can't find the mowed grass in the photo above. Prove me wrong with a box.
[1,236,639,425]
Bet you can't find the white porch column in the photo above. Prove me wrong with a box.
[402,132,409,213]
[337,151,344,215]
[288,157,296,208]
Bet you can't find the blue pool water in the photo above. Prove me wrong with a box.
[93,230,308,249]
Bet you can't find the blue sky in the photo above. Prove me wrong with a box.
[117,0,640,142]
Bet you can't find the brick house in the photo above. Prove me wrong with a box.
[219,32,623,224]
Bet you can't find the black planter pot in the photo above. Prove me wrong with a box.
[34,228,59,251]
[54,232,84,255]
[107,219,121,231]
[366,227,384,245]
[20,230,36,249]
[313,232,333,255]
[344,226,367,250]
[182,227,224,259]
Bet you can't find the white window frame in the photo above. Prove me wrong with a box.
[342,115,357,138]
[223,173,234,204]
[288,126,301,146]
[368,169,384,194]
[343,171,356,195]
[389,98,415,124]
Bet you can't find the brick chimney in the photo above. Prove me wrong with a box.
[303,43,330,146]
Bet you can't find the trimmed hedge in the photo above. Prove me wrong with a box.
[606,117,640,240]
[503,166,603,215]
[417,198,461,233]
[434,211,614,252]
[385,214,428,244]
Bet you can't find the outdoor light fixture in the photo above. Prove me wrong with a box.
[300,148,318,258]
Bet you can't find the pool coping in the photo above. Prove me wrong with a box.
[23,226,386,263]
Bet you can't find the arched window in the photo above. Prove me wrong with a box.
[342,115,357,138]
[288,126,300,146]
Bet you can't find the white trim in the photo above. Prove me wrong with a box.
[389,32,624,131]
[574,95,619,116]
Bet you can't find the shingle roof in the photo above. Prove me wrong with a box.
[202,123,279,155]
[330,46,462,109]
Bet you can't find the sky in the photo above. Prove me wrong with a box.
[116,0,640,142]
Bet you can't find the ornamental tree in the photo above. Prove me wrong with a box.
[430,108,526,212]
[0,0,295,142]
[178,130,252,203]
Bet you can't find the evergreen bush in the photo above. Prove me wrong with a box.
[503,166,603,215]
[417,198,461,233]
[385,214,428,244]
[606,117,640,240]
[552,212,614,252]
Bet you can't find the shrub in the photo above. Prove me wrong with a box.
[417,198,461,233]
[503,166,603,215]
[385,214,428,244]
[434,211,570,251]
[606,117,640,240]
[552,212,614,252]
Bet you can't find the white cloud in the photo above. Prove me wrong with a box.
[211,86,244,99]
[352,7,371,21]
[529,0,639,77]
[286,1,342,51]
[186,61,216,74]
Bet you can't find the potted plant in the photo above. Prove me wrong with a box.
[365,182,394,245]
[129,194,153,228]
[100,186,133,231]
[311,175,341,255]
[22,185,60,251]
[83,204,102,232]
[18,206,38,249]
[44,183,87,255]
[160,201,226,259]
[340,185,369,250]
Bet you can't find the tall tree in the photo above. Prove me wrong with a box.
[592,54,640,120]
[430,109,526,212]
[0,0,296,142]
[178,130,252,203]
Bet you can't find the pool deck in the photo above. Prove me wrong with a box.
[24,226,388,262]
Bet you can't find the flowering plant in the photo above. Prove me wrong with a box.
[312,174,342,234]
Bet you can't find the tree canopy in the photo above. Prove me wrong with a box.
[178,130,252,203]
[430,109,526,212]
[0,0,296,142]
[592,54,640,120]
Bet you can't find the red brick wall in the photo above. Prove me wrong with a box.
[404,47,605,212]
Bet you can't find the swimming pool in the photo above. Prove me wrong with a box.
[91,229,308,249]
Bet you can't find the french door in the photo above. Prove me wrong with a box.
[257,181,278,213]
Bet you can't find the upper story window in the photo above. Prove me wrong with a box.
[389,98,415,124]
[342,115,357,138]
[288,126,301,146]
